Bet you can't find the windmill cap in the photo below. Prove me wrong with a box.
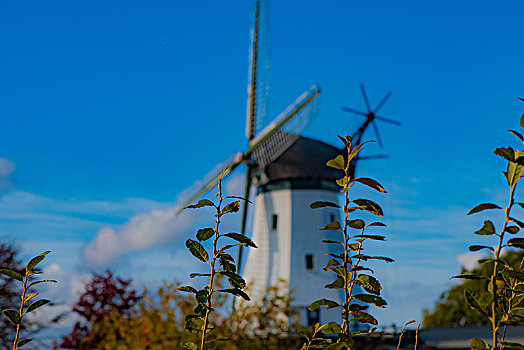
[259,135,343,185]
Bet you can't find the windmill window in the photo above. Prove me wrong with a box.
[271,214,278,230]
[305,254,314,270]
[307,309,320,326]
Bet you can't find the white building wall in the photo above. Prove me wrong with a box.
[243,187,344,326]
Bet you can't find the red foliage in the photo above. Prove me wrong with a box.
[55,270,139,349]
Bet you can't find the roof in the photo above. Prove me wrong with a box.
[420,326,524,348]
[260,136,344,183]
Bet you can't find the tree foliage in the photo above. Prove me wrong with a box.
[58,277,300,350]
[423,250,524,328]
[55,270,139,350]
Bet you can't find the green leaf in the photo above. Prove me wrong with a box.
[27,279,57,288]
[177,286,197,294]
[224,232,257,248]
[349,303,369,311]
[319,221,341,231]
[218,288,250,301]
[26,251,50,272]
[510,216,524,228]
[467,203,502,215]
[507,160,523,187]
[185,239,208,263]
[452,274,487,280]
[470,338,489,350]
[356,234,386,241]
[326,154,345,170]
[308,299,340,311]
[23,293,38,303]
[219,271,246,289]
[346,219,365,229]
[506,225,520,234]
[218,254,236,273]
[468,245,494,252]
[353,294,387,308]
[189,273,210,278]
[184,199,214,209]
[320,321,342,335]
[367,221,386,227]
[509,129,524,143]
[324,277,344,289]
[195,289,208,304]
[323,259,340,271]
[16,339,34,348]
[310,201,340,209]
[218,201,240,216]
[322,239,344,246]
[464,290,489,317]
[196,228,215,242]
[2,309,20,325]
[353,254,394,263]
[351,310,378,325]
[355,274,382,295]
[508,238,524,249]
[494,146,515,162]
[336,177,349,187]
[354,177,387,193]
[183,342,199,350]
[351,198,383,217]
[474,220,496,235]
[0,268,23,281]
[26,299,50,313]
[337,134,351,149]
[351,266,374,273]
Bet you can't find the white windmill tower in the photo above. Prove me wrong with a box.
[177,0,344,326]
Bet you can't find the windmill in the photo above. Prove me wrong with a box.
[342,84,402,177]
[175,0,351,327]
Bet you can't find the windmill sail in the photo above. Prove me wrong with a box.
[250,84,320,169]
[175,85,320,214]
[246,0,270,140]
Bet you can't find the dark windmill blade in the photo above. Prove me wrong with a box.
[360,84,372,112]
[341,106,368,117]
[373,91,392,114]
[342,84,401,177]
[374,115,402,126]
[371,120,383,148]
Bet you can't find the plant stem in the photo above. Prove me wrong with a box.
[13,272,28,350]
[491,183,516,349]
[200,180,223,350]
[342,146,351,337]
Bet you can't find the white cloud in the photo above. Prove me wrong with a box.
[456,251,491,271]
[0,158,15,192]
[82,172,246,269]
[0,158,15,178]
[83,207,192,268]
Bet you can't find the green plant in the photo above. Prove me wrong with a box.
[303,135,393,349]
[0,251,56,350]
[178,172,257,350]
[422,250,524,328]
[455,114,524,349]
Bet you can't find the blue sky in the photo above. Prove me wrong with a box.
[1,0,524,332]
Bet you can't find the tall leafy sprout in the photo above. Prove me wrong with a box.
[178,172,257,350]
[456,111,524,349]
[0,251,56,350]
[303,135,392,349]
